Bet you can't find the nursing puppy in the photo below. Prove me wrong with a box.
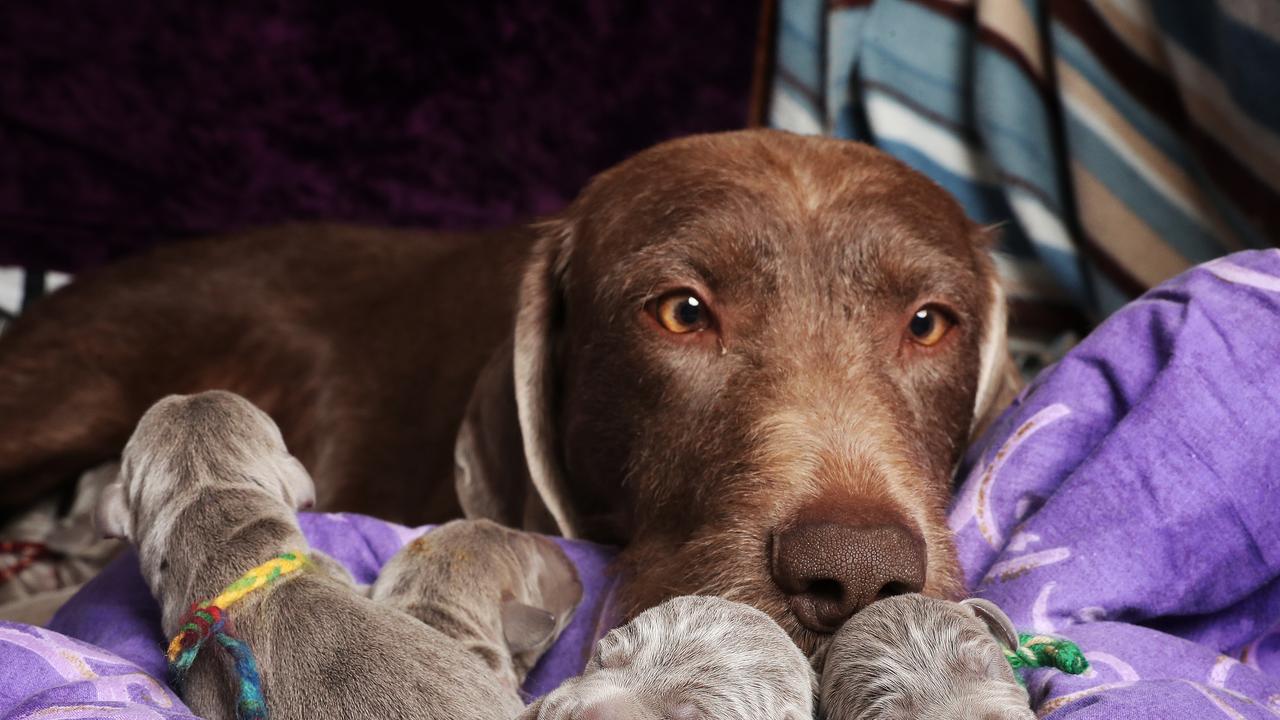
[521,595,814,720]
[96,391,554,720]
[819,594,1033,720]
[370,518,582,697]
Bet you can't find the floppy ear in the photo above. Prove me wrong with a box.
[454,335,558,533]
[970,257,1021,444]
[960,597,1020,651]
[501,600,559,653]
[531,535,584,623]
[279,455,316,510]
[94,481,131,540]
[454,219,579,538]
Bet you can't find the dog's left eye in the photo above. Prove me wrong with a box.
[651,291,712,334]
[907,305,952,347]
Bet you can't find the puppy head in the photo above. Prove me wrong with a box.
[457,129,1016,653]
[371,519,582,682]
[522,595,813,720]
[819,594,1032,720]
[95,390,315,544]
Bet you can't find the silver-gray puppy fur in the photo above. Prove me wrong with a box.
[95,390,567,720]
[819,594,1035,720]
[521,595,814,720]
[370,518,583,697]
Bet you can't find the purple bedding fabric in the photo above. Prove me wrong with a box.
[0,2,759,271]
[4,249,1280,718]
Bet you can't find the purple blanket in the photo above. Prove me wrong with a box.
[5,250,1280,718]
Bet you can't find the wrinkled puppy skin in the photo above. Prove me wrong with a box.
[95,391,526,720]
[370,518,583,696]
[521,595,814,720]
[819,594,1034,720]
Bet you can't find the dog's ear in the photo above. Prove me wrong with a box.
[454,334,558,532]
[454,219,579,538]
[501,599,559,653]
[529,535,584,625]
[970,242,1021,444]
[278,455,316,510]
[960,597,1020,651]
[94,481,131,539]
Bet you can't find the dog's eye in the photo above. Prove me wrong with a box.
[907,305,952,347]
[651,291,711,334]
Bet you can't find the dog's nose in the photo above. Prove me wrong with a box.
[770,520,926,633]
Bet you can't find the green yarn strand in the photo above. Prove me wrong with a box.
[1004,633,1089,680]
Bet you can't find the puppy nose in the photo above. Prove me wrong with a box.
[770,521,926,632]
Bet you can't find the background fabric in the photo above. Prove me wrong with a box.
[0,1,761,271]
[767,0,1280,321]
[4,250,1279,717]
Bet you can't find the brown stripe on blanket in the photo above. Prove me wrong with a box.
[1053,1,1280,239]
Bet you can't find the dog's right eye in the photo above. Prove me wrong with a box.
[650,291,712,334]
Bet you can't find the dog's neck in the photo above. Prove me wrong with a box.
[137,486,307,634]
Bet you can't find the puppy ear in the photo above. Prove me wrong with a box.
[501,600,559,653]
[279,455,316,510]
[94,481,131,539]
[531,536,584,624]
[970,251,1021,443]
[454,219,578,538]
[960,597,1020,651]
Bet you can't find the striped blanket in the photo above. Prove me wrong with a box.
[766,0,1280,318]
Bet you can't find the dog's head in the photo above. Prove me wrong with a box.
[95,390,315,546]
[456,130,1016,653]
[370,519,583,686]
[820,595,1032,720]
[521,595,814,720]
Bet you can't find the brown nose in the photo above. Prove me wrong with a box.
[770,521,926,633]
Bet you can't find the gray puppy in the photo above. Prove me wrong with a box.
[371,518,583,697]
[95,390,569,720]
[521,595,814,720]
[819,594,1034,720]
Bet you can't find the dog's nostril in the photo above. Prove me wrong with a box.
[875,580,916,601]
[806,578,844,602]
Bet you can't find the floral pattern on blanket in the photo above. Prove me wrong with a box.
[0,621,197,719]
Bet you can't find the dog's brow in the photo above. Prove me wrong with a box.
[597,247,725,307]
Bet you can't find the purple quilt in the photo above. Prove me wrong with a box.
[4,250,1280,718]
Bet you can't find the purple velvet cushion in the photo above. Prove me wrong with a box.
[0,2,760,270]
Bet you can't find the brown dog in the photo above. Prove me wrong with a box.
[0,129,1016,653]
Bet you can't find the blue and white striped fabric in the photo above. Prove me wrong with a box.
[768,0,1280,318]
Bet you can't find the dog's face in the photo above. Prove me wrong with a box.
[458,130,1013,654]
[521,596,813,720]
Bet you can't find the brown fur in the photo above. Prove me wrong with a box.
[0,130,1018,654]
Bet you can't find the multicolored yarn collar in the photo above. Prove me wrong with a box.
[167,552,309,720]
[1004,632,1089,684]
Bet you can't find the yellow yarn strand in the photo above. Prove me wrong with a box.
[210,553,309,609]
[165,552,308,661]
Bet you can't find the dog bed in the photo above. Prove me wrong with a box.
[3,250,1280,718]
